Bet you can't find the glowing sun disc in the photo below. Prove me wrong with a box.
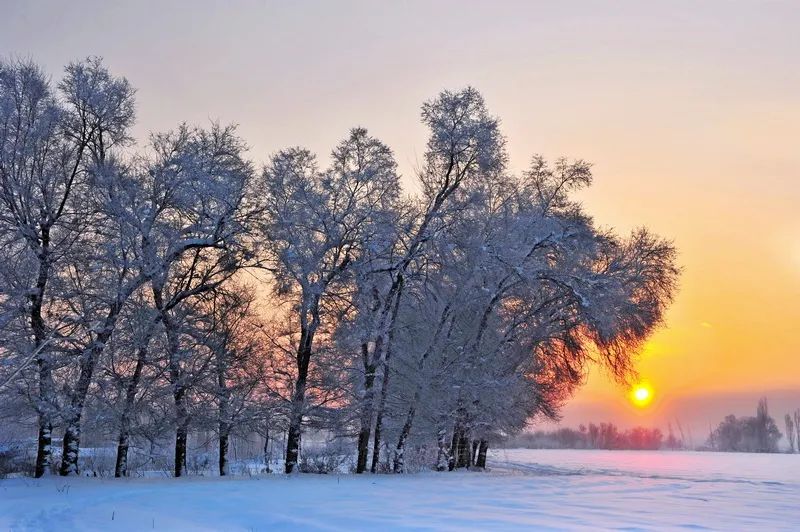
[630,383,654,407]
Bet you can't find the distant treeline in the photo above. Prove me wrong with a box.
[506,398,799,454]
[706,397,795,453]
[504,422,682,451]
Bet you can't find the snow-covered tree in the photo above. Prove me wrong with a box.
[138,123,252,476]
[352,87,506,473]
[383,151,677,471]
[255,127,401,472]
[193,282,268,476]
[0,57,135,476]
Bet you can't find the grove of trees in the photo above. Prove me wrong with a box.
[708,398,783,453]
[0,57,679,477]
[505,423,671,451]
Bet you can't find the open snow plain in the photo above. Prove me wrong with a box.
[1,449,797,531]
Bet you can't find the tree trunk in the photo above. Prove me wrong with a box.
[370,278,403,473]
[471,440,479,466]
[393,405,416,473]
[174,387,189,477]
[457,431,471,468]
[174,429,188,477]
[284,410,302,473]
[170,339,189,478]
[152,285,191,478]
[31,233,53,478]
[34,418,53,478]
[448,421,460,471]
[263,423,271,473]
[219,423,230,476]
[436,426,450,472]
[285,333,313,473]
[33,351,55,477]
[34,357,55,477]
[115,430,130,478]
[369,370,386,473]
[448,415,472,471]
[60,331,114,476]
[115,338,150,478]
[475,440,489,468]
[59,418,81,476]
[217,348,231,476]
[114,380,141,477]
[284,369,308,473]
[355,404,374,473]
[356,341,378,473]
[59,287,132,476]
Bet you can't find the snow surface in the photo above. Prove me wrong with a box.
[1,449,798,531]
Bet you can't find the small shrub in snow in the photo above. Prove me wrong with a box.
[0,443,32,478]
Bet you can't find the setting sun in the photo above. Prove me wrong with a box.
[630,383,654,408]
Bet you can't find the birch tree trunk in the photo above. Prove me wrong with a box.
[217,357,231,476]
[114,343,148,477]
[171,363,189,476]
[218,422,230,476]
[369,276,403,473]
[114,318,158,478]
[475,440,489,468]
[393,404,416,473]
[285,310,316,473]
[369,362,388,473]
[435,425,450,472]
[32,230,54,478]
[355,341,379,473]
[60,304,126,476]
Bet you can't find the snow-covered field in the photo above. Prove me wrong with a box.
[1,449,798,531]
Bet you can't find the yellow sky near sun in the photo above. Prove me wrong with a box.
[566,100,800,424]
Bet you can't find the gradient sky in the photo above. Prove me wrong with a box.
[3,0,799,438]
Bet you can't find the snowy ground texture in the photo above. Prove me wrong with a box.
[1,449,798,531]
